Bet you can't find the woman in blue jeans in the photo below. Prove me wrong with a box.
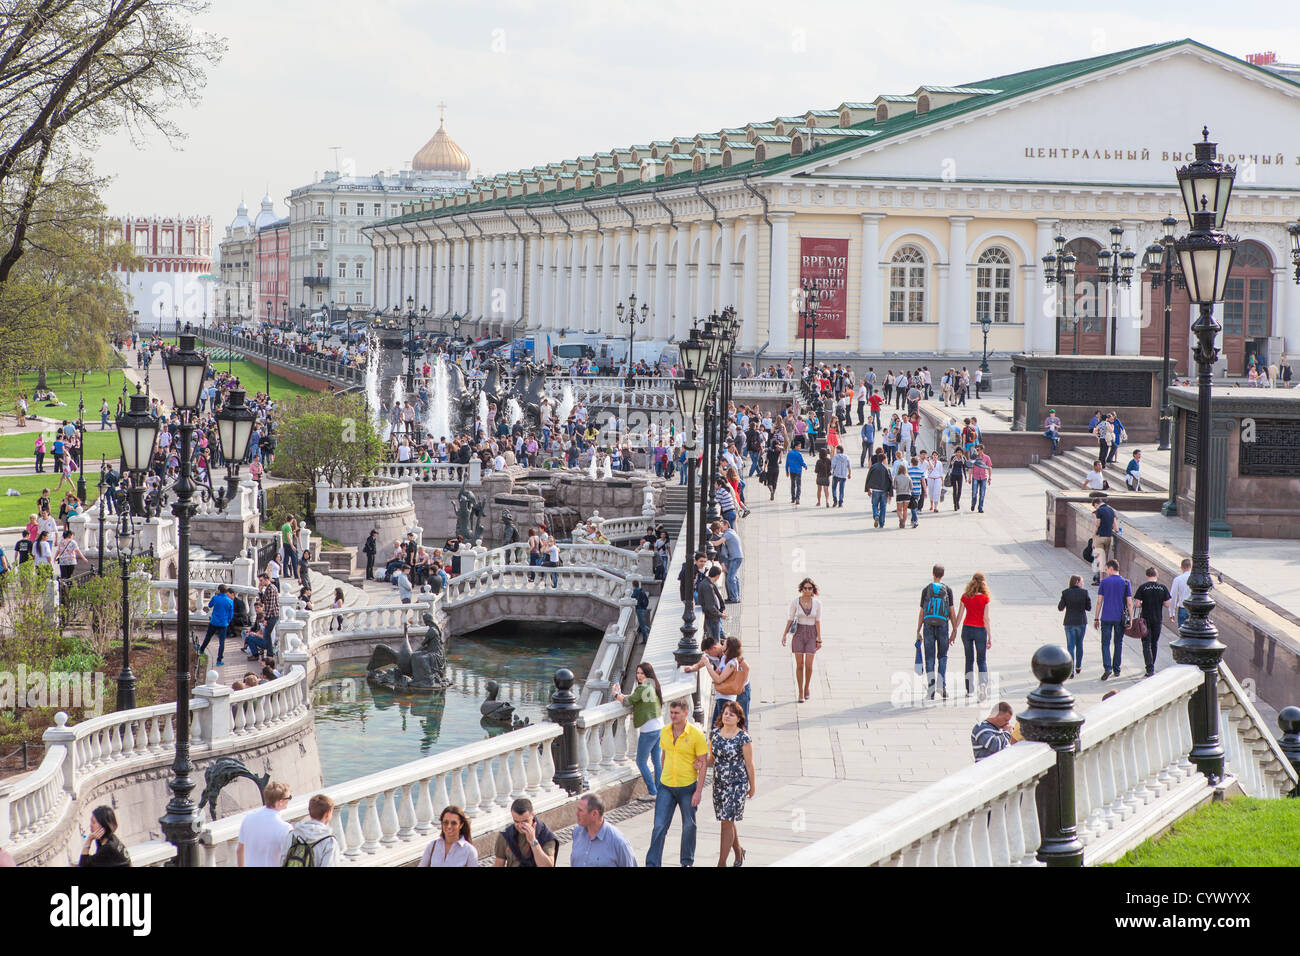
[612,663,663,801]
[1058,574,1093,678]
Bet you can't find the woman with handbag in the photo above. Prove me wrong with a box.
[696,636,752,726]
[924,452,945,513]
[781,578,822,702]
[953,572,993,698]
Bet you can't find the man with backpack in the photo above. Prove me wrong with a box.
[281,794,338,867]
[916,565,959,700]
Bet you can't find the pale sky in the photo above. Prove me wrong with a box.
[93,0,1300,230]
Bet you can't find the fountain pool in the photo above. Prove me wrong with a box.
[311,621,601,785]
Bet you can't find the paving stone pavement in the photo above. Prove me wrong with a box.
[606,436,1177,867]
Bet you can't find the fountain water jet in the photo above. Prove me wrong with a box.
[425,356,452,443]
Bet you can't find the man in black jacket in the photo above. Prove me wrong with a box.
[695,565,726,641]
[362,529,378,580]
[863,452,894,529]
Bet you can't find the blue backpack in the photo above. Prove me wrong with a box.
[922,583,951,623]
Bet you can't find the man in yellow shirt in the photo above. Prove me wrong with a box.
[646,699,709,867]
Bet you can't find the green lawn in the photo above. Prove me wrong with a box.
[8,367,135,419]
[0,472,103,528]
[207,357,319,401]
[0,428,122,463]
[1108,796,1300,866]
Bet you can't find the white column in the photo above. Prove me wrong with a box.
[601,229,619,336]
[618,227,634,315]
[580,233,596,332]
[634,226,650,322]
[859,213,884,353]
[571,233,587,332]
[1034,219,1057,353]
[552,235,568,332]
[515,236,526,325]
[767,212,792,353]
[696,222,714,319]
[653,226,671,339]
[536,235,552,331]
[718,219,736,310]
[1115,219,1142,355]
[1275,264,1299,360]
[743,217,759,349]
[674,226,693,340]
[476,234,490,322]
[945,216,972,354]
[440,241,451,315]
[1021,265,1037,352]
[456,238,469,315]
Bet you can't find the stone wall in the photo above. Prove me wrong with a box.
[315,506,418,567]
[190,513,261,560]
[441,592,621,637]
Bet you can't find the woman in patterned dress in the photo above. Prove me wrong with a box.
[708,701,756,867]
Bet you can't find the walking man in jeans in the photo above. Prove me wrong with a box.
[864,452,892,528]
[916,565,958,700]
[646,699,709,867]
[969,445,992,513]
[830,445,851,508]
[1095,559,1133,680]
[785,444,806,506]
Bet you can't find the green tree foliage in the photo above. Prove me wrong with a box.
[274,391,386,490]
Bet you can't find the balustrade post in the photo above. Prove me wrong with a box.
[1279,706,1300,797]
[42,712,78,795]
[192,670,232,747]
[1016,645,1085,867]
[546,669,585,795]
[315,480,330,515]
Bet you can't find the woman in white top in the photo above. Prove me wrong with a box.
[781,578,823,703]
[543,537,561,588]
[924,452,945,513]
[418,806,478,867]
[33,530,54,568]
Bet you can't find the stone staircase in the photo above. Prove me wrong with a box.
[1029,444,1168,496]
[661,484,689,546]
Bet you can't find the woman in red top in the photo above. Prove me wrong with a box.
[954,572,993,698]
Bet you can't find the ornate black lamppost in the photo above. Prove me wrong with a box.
[113,492,138,712]
[1040,235,1081,356]
[1170,126,1238,786]
[1096,225,1136,356]
[114,393,159,712]
[215,389,256,511]
[673,340,708,724]
[1145,216,1184,453]
[75,395,87,503]
[978,316,993,396]
[95,456,107,577]
[158,335,208,865]
[798,278,819,374]
[615,293,650,387]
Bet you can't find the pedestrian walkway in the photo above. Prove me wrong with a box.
[610,429,1176,867]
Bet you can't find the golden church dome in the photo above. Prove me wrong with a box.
[413,119,470,174]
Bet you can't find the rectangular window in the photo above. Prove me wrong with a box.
[1248,302,1269,337]
[339,229,348,244]
[315,229,325,243]
[315,291,324,304]
[316,262,324,278]
[355,262,364,279]
[316,202,325,216]
[355,291,364,304]
[373,203,382,216]
[337,261,347,279]
[338,203,346,215]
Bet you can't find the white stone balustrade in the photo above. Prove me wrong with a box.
[772,743,1055,867]
[196,721,566,867]
[299,600,434,647]
[373,460,482,486]
[442,563,628,608]
[487,542,640,579]
[146,580,261,624]
[574,679,696,781]
[1217,665,1298,798]
[1073,666,1203,863]
[315,476,414,515]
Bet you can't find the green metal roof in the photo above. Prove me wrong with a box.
[916,85,1002,95]
[875,94,917,103]
[377,39,1297,227]
[805,109,838,116]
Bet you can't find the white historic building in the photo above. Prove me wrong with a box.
[366,40,1300,373]
[216,195,279,321]
[108,215,214,331]
[286,112,472,325]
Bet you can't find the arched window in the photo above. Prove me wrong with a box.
[1222,240,1272,339]
[889,245,927,323]
[975,247,1012,323]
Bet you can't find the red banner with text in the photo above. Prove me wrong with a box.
[798,237,848,339]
